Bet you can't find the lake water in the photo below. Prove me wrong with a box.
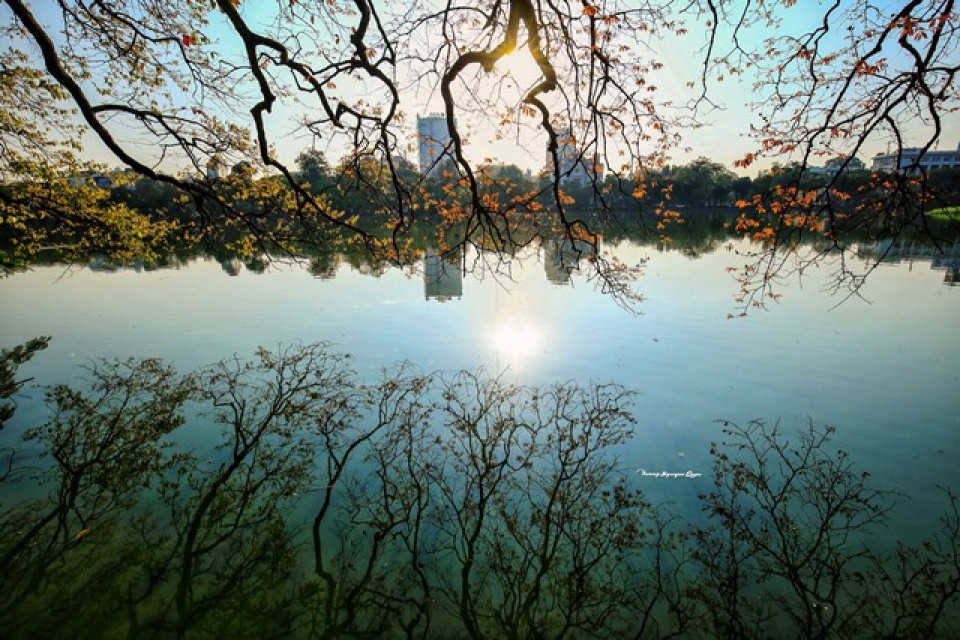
[4,239,958,486]
[1,234,959,635]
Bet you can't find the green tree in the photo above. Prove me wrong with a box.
[295,149,334,195]
[825,155,867,172]
[670,158,736,207]
[928,168,960,209]
[230,160,255,178]
[731,176,753,202]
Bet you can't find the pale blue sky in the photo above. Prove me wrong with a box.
[13,0,960,176]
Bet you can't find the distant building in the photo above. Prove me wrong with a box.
[871,144,960,172]
[808,166,841,177]
[206,156,226,180]
[417,114,453,176]
[549,129,604,185]
[67,172,113,189]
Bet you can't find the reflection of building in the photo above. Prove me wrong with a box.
[857,238,960,286]
[417,114,452,176]
[542,236,597,285]
[871,144,960,172]
[424,248,463,301]
[857,238,959,262]
[932,257,960,286]
[549,129,604,185]
[220,257,243,276]
[87,255,118,272]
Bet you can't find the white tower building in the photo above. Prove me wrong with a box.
[417,114,452,176]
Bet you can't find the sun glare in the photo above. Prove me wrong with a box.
[491,316,543,362]
[496,48,543,88]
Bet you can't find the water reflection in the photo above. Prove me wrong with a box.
[423,248,463,301]
[857,237,960,286]
[1,343,957,639]
[932,257,960,286]
[491,315,542,361]
[37,217,960,308]
[220,256,243,276]
[4,216,959,637]
[542,236,596,285]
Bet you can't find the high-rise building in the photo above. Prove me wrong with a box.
[417,114,452,176]
[548,129,604,185]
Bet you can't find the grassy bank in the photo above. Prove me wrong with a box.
[929,206,960,221]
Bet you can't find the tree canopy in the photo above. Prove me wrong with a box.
[2,0,958,300]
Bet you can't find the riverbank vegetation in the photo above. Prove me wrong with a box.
[6,154,959,271]
[930,206,960,221]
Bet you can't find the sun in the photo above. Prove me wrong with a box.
[495,48,543,89]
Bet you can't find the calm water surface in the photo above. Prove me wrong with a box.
[3,238,958,538]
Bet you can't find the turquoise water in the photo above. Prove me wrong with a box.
[1,237,958,635]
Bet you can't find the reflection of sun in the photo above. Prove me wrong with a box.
[492,317,542,360]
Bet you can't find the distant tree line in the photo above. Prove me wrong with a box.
[102,151,960,226]
[5,148,958,310]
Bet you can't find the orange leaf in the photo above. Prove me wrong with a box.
[582,4,598,17]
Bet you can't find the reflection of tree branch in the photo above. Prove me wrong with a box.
[0,336,49,431]
[2,345,959,636]
[0,357,191,627]
[859,485,960,638]
[165,344,340,637]
[695,419,899,637]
